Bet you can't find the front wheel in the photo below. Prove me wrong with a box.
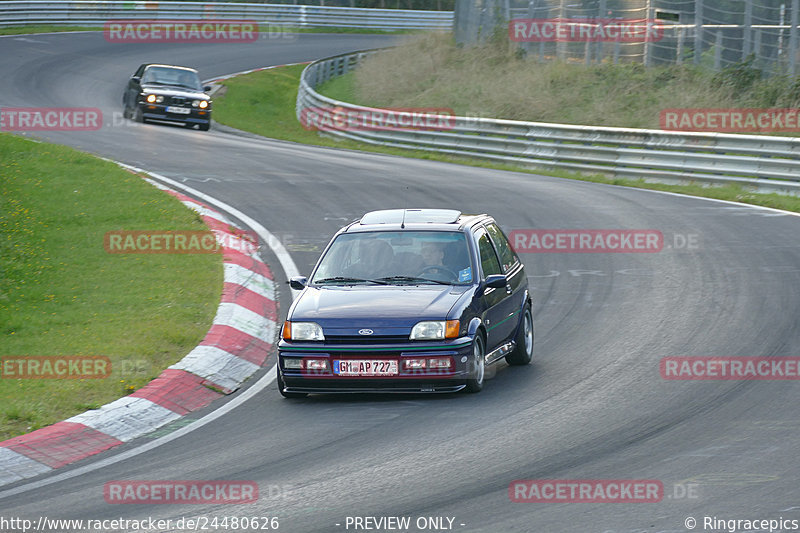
[198,122,210,131]
[133,105,144,123]
[506,306,534,366]
[276,366,307,398]
[465,335,485,393]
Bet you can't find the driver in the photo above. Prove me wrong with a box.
[178,71,195,88]
[420,241,446,267]
[419,241,454,281]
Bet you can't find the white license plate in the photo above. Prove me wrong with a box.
[167,106,191,115]
[334,360,398,376]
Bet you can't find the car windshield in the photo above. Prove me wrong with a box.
[142,67,202,90]
[312,231,473,286]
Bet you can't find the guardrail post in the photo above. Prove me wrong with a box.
[754,29,762,68]
[714,30,723,70]
[694,0,703,65]
[677,27,684,64]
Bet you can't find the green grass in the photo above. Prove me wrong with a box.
[347,33,800,134]
[0,134,223,440]
[212,64,800,214]
[0,25,100,36]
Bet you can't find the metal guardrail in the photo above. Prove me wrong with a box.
[297,50,800,195]
[0,1,453,30]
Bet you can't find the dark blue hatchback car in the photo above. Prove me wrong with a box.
[277,209,533,397]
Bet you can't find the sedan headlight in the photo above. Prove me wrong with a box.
[198,100,209,109]
[410,320,460,340]
[282,321,324,341]
[146,94,157,103]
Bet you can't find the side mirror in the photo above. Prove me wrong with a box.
[203,85,212,93]
[484,274,507,289]
[131,76,141,83]
[289,276,307,290]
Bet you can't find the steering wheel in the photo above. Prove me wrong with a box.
[419,265,457,279]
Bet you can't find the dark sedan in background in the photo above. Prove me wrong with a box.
[277,208,534,397]
[123,64,212,131]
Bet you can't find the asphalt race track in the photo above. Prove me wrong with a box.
[2,31,800,533]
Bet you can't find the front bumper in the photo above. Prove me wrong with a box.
[278,339,474,394]
[140,103,211,124]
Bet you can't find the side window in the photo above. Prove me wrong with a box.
[485,223,518,273]
[477,232,502,277]
[135,64,146,77]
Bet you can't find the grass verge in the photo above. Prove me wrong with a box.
[0,134,222,440]
[212,64,800,214]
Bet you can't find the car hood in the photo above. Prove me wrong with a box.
[141,85,209,100]
[290,285,471,334]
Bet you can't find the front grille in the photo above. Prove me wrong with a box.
[324,335,409,345]
[169,96,188,106]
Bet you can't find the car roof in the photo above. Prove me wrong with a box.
[144,64,198,73]
[343,209,491,233]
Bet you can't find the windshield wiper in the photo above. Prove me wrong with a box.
[314,276,389,285]
[376,276,451,286]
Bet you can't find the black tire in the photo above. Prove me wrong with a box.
[122,104,131,119]
[277,366,307,398]
[133,105,144,123]
[198,122,210,132]
[465,334,485,393]
[506,305,534,366]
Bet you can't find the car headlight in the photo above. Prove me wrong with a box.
[198,100,209,109]
[410,320,460,340]
[146,94,157,103]
[282,321,324,341]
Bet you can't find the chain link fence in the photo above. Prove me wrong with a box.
[455,0,800,75]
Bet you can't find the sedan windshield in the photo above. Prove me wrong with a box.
[312,231,473,285]
[142,67,202,91]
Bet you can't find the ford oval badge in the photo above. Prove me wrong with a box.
[358,329,374,336]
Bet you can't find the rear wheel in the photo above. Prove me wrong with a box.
[277,366,307,399]
[465,335,485,393]
[506,306,534,366]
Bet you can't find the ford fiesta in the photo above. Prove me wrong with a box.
[277,209,534,397]
[123,64,212,131]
